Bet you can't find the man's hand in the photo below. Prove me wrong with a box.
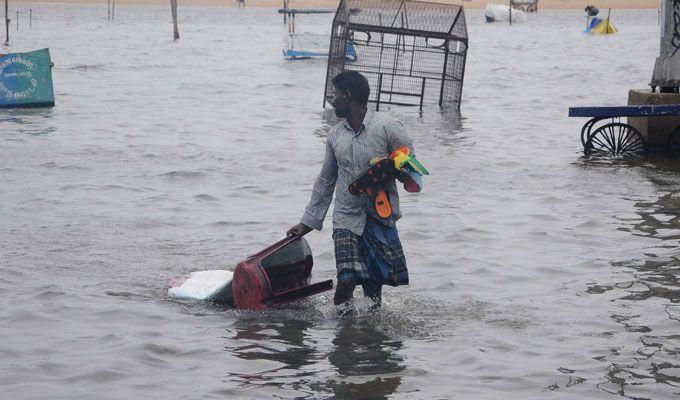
[287,223,313,237]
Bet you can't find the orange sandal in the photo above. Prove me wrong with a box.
[368,187,392,218]
[348,158,398,196]
[349,158,398,219]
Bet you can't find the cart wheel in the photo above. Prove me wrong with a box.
[584,123,647,156]
[666,126,680,152]
[580,118,601,147]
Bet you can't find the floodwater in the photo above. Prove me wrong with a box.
[1,3,679,399]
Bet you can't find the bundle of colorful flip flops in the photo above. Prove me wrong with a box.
[348,146,428,219]
[388,146,427,193]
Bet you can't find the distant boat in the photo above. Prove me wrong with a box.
[283,32,357,61]
[485,3,527,23]
[0,48,55,108]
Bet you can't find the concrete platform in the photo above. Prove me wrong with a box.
[628,89,680,148]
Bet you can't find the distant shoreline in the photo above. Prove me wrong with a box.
[8,0,662,10]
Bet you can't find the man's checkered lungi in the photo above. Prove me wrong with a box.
[333,217,409,289]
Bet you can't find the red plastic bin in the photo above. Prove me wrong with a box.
[232,235,333,310]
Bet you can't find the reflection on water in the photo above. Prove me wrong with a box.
[226,313,319,390]
[226,312,405,399]
[326,319,404,400]
[585,158,680,398]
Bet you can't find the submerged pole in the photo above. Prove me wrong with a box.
[605,8,611,34]
[170,0,179,40]
[4,0,8,45]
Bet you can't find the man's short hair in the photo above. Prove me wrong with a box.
[332,71,370,107]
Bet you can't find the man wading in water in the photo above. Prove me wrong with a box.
[287,71,423,310]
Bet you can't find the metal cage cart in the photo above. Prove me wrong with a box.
[324,0,468,111]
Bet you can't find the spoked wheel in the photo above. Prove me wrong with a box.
[665,126,680,152]
[580,117,607,148]
[584,123,647,156]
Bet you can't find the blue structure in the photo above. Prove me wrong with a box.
[284,39,357,61]
[0,48,54,108]
[280,7,357,61]
[584,16,602,33]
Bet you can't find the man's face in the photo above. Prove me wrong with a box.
[332,87,351,118]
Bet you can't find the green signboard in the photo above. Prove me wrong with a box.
[0,48,54,108]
